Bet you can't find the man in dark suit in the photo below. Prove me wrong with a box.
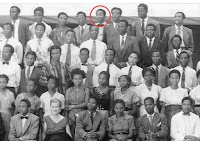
[131,3,160,40]
[8,99,39,141]
[20,51,42,95]
[137,97,167,141]
[162,12,194,53]
[73,11,90,47]
[166,35,193,69]
[10,6,30,50]
[102,7,121,45]
[109,19,140,69]
[76,97,106,141]
[138,23,162,68]
[70,48,95,89]
[149,51,169,88]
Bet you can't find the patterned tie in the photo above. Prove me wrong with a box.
[90,112,94,124]
[149,115,153,131]
[176,49,180,63]
[141,19,145,35]
[107,64,110,85]
[26,67,31,81]
[128,66,132,77]
[36,39,42,58]
[80,26,84,38]
[181,68,185,88]
[66,44,71,66]
[91,40,96,61]
[149,38,152,48]
[121,36,125,50]
[155,66,159,85]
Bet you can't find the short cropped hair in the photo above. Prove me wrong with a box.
[26,51,37,59]
[182,97,193,105]
[49,45,61,54]
[144,97,154,104]
[57,12,68,19]
[179,51,190,59]
[169,69,181,78]
[10,6,21,13]
[119,19,129,27]
[171,34,182,43]
[96,9,106,16]
[76,11,86,17]
[20,99,31,108]
[114,99,125,108]
[3,23,14,31]
[4,44,14,54]
[111,7,122,15]
[105,48,116,57]
[146,23,156,30]
[80,48,90,54]
[35,23,46,31]
[175,11,186,19]
[34,7,44,15]
[47,75,59,87]
[138,3,148,11]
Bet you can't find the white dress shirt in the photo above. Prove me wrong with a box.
[173,48,181,59]
[80,39,107,65]
[0,27,5,42]
[120,64,144,85]
[113,22,118,29]
[40,91,65,116]
[60,43,80,67]
[26,37,53,66]
[0,37,23,64]
[0,61,21,87]
[175,24,185,47]
[11,18,20,41]
[93,62,120,87]
[189,85,200,105]
[80,62,88,84]
[21,113,29,129]
[25,66,34,79]
[145,36,155,47]
[29,21,52,39]
[96,22,106,41]
[140,17,149,29]
[173,66,197,90]
[146,112,155,123]
[196,61,200,72]
[171,111,200,141]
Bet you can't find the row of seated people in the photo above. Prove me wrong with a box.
[0,58,199,141]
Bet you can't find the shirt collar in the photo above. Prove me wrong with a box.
[89,38,97,42]
[181,111,191,116]
[152,64,161,70]
[175,24,183,30]
[180,65,189,70]
[96,22,106,25]
[11,18,20,24]
[120,33,127,39]
[79,24,86,29]
[88,110,97,116]
[20,113,30,118]
[146,112,155,118]
[140,17,149,22]
[146,36,155,42]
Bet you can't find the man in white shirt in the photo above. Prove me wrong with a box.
[26,23,54,67]
[93,48,120,87]
[60,29,80,67]
[171,97,200,141]
[131,3,160,40]
[0,44,21,96]
[29,7,52,39]
[173,51,197,92]
[162,12,194,53]
[95,9,106,41]
[73,11,90,47]
[10,6,30,49]
[80,25,107,66]
[0,23,23,65]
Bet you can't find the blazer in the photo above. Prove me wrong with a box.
[74,24,90,46]
[137,112,168,141]
[162,25,194,53]
[131,18,160,40]
[149,65,170,88]
[20,66,42,93]
[70,63,95,89]
[109,35,140,68]
[76,110,106,141]
[166,50,193,69]
[138,36,162,68]
[8,113,39,141]
[16,19,30,50]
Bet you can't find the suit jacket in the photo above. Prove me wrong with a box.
[109,35,140,68]
[131,18,160,40]
[74,24,90,46]
[16,19,30,50]
[138,36,162,68]
[162,25,194,53]
[20,66,42,93]
[137,112,167,141]
[149,65,170,88]
[8,113,39,141]
[70,63,95,89]
[76,110,106,141]
[166,50,193,69]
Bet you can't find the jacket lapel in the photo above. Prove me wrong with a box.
[82,25,89,38]
[17,115,23,136]
[182,26,188,44]
[92,112,101,131]
[121,35,130,57]
[22,116,31,135]
[30,66,35,78]
[137,20,142,35]
[143,114,150,132]
[169,51,179,65]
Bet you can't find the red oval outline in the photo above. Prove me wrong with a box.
[89,5,111,28]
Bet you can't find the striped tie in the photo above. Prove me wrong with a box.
[176,50,179,63]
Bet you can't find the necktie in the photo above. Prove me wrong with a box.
[181,68,185,88]
[177,27,181,36]
[13,20,16,38]
[27,67,31,81]
[107,64,110,85]
[121,36,125,50]
[128,66,132,77]
[66,44,71,66]
[90,112,94,124]
[82,63,87,66]
[149,115,153,125]
[176,49,180,62]
[80,26,84,38]
[149,38,152,48]
[141,19,145,35]
[20,116,28,119]
[155,66,159,85]
[36,39,42,57]
[91,40,96,61]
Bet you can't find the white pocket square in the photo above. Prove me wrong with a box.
[157,122,161,127]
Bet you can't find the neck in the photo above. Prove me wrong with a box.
[89,109,96,114]
[120,32,127,36]
[171,85,178,89]
[6,35,12,39]
[3,59,10,62]
[22,112,29,116]
[148,111,154,115]
[59,25,66,29]
[176,24,183,27]
[13,17,19,21]
[182,66,187,69]
[81,61,87,64]
[99,85,107,89]
[141,16,147,19]
[37,36,42,39]
[51,59,59,65]
[121,87,128,92]
[26,92,35,97]
[106,62,112,65]
[51,113,60,117]
[154,63,160,66]
[48,89,56,95]
[145,81,152,87]
[91,37,97,41]
[116,112,124,118]
[74,85,81,89]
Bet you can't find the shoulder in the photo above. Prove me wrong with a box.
[156,112,166,119]
[73,26,79,31]
[190,112,200,119]
[187,67,196,74]
[183,26,192,32]
[43,115,50,122]
[11,114,20,121]
[30,113,39,120]
[164,25,174,31]
[40,92,48,99]
[148,18,159,25]
[108,114,117,121]
[6,89,14,97]
[77,110,87,118]
[172,111,182,119]
[131,19,140,26]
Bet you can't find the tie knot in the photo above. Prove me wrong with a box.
[93,40,96,43]
[3,61,9,65]
[149,38,152,41]
[21,116,28,119]
[142,19,145,22]
[82,63,87,66]
[183,112,190,116]
[68,44,71,47]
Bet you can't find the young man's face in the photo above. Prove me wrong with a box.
[179,53,189,68]
[34,11,43,23]
[58,14,68,26]
[146,26,155,38]
[35,25,45,38]
[2,47,12,61]
[96,10,105,23]
[10,7,19,20]
[65,31,75,44]
[105,50,115,64]
[138,6,147,19]
[26,54,36,66]
[51,49,61,61]
[89,26,99,40]
[77,14,86,26]
[144,99,154,114]
[152,52,161,66]
[174,13,184,25]
[79,50,89,63]
[111,9,121,23]
[182,100,191,114]
[3,25,13,38]
[172,37,181,50]
[19,101,29,115]
[87,98,97,110]
[118,22,127,35]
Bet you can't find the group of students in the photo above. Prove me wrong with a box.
[0,2,199,141]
